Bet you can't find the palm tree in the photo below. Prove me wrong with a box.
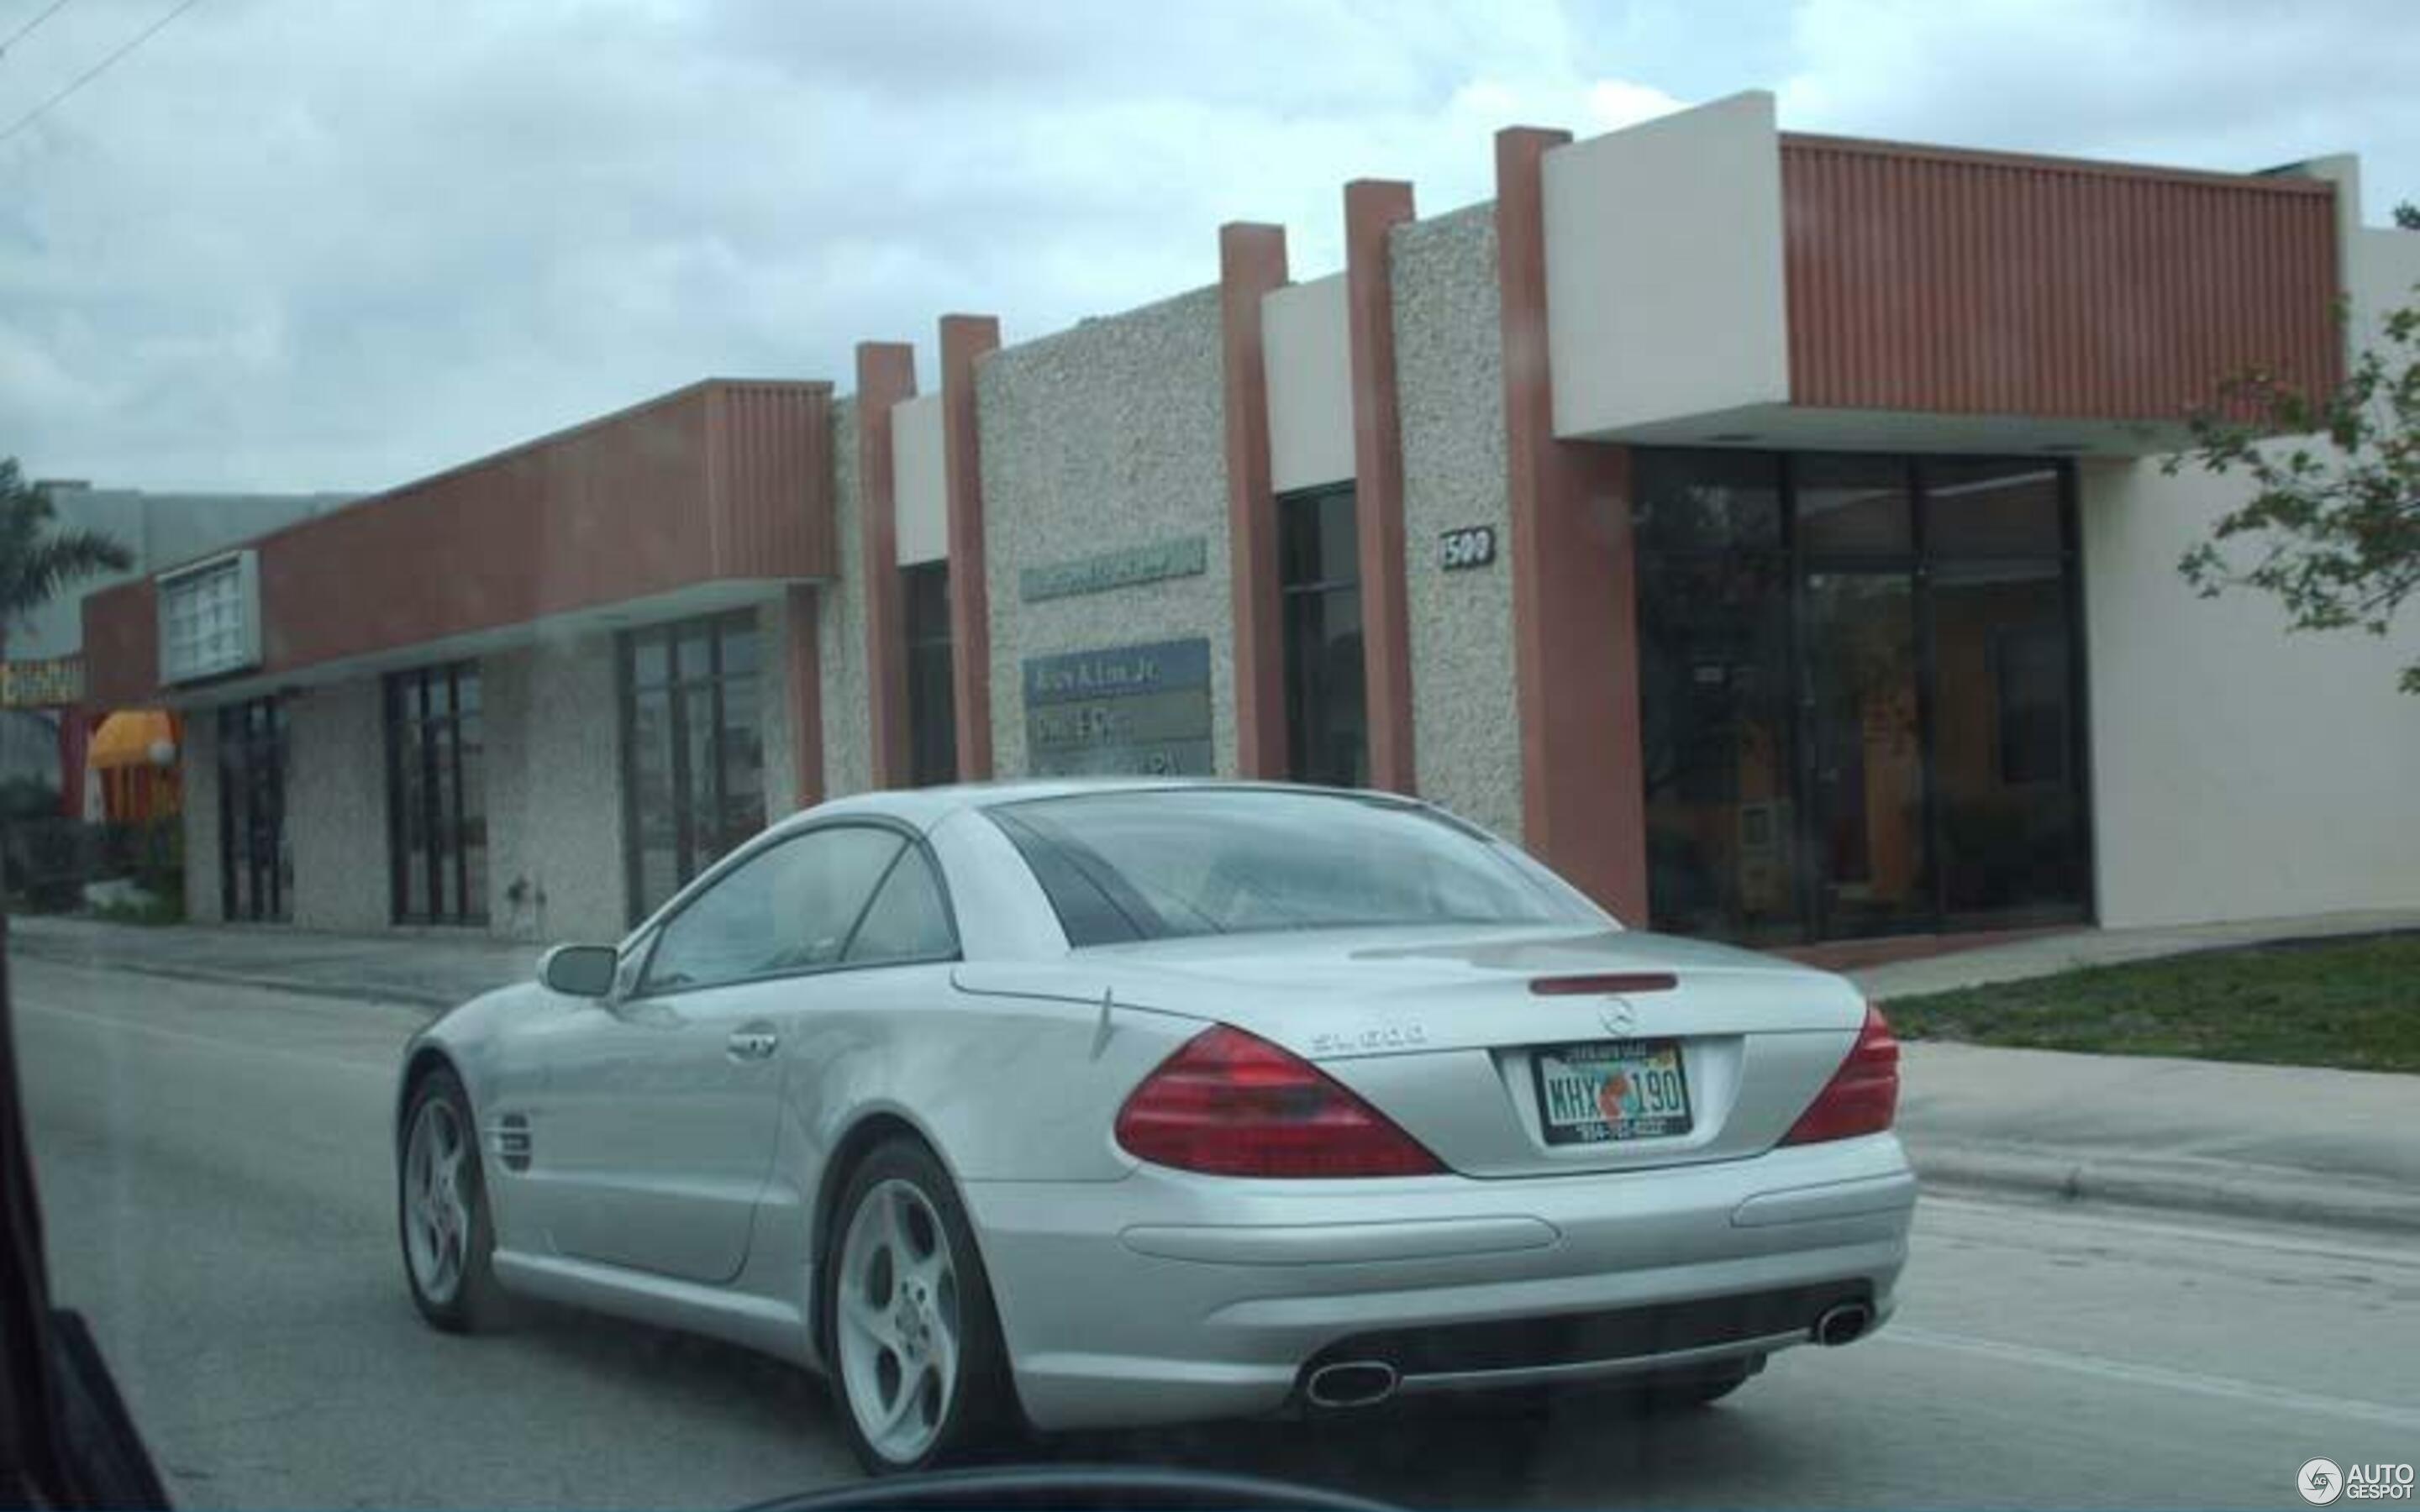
[0,457,133,633]
[0,456,132,924]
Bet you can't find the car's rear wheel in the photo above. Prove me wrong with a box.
[823,1139,1018,1474]
[398,1068,508,1332]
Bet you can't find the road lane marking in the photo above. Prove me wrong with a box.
[1880,1325,2420,1431]
[15,1000,397,1078]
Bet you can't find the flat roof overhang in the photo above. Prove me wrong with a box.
[1543,97,2345,459]
[84,379,834,707]
[1581,402,2190,458]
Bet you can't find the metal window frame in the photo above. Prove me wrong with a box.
[384,661,487,927]
[1637,449,2091,944]
[216,696,289,923]
[902,562,958,788]
[618,608,766,926]
[1276,483,1366,785]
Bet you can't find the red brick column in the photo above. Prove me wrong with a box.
[1219,223,1291,779]
[855,342,917,790]
[1495,127,1650,920]
[1344,179,1419,795]
[940,314,1001,781]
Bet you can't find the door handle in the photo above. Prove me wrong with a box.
[726,1026,779,1063]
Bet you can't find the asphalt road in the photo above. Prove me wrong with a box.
[15,953,2420,1510]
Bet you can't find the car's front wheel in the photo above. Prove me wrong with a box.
[823,1139,1017,1474]
[398,1068,508,1332]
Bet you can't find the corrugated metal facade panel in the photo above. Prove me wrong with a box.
[1781,136,2342,419]
[83,380,838,699]
[708,381,834,581]
[257,386,718,674]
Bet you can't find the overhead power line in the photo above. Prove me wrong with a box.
[0,0,76,60]
[0,0,200,148]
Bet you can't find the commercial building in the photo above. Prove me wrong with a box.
[4,482,345,816]
[82,93,2420,950]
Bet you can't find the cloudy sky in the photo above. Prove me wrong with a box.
[2,0,2414,492]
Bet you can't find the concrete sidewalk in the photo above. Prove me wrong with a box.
[1897,1041,2420,1234]
[5,914,535,1011]
[11,911,2417,1234]
[1852,906,2420,1000]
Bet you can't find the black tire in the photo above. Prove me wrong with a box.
[397,1068,510,1333]
[820,1138,1020,1475]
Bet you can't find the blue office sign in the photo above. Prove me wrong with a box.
[1023,638,1214,777]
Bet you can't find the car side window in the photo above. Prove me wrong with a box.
[640,827,906,994]
[843,847,956,966]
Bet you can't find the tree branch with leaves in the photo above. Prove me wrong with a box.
[0,457,134,635]
[2165,202,2420,693]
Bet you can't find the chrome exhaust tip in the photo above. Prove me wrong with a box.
[1812,1301,1874,1347]
[1304,1360,1400,1409]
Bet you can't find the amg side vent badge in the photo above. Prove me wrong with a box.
[497,1113,532,1173]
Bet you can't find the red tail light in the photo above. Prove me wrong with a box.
[1114,1025,1446,1179]
[1781,1004,1901,1146]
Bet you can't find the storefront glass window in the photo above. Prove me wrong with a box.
[216,698,290,923]
[385,662,487,926]
[903,564,957,787]
[1279,485,1368,789]
[1634,449,2090,942]
[621,610,765,921]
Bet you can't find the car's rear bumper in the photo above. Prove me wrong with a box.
[963,1133,1915,1431]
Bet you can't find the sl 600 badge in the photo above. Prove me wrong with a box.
[1308,1023,1430,1054]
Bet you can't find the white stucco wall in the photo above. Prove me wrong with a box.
[976,286,1235,779]
[1263,274,1356,494]
[284,678,392,933]
[2081,222,2420,927]
[892,393,949,568]
[1542,91,1788,440]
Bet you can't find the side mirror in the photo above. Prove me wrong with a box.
[540,942,619,999]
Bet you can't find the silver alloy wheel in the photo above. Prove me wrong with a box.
[836,1178,961,1465]
[403,1095,472,1305]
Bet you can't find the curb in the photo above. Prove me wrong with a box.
[8,944,466,1014]
[1906,1137,2420,1236]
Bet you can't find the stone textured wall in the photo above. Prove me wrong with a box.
[481,648,534,937]
[181,713,221,922]
[1392,203,1523,843]
[510,633,629,942]
[285,678,392,932]
[758,594,799,824]
[818,395,871,800]
[976,286,1235,777]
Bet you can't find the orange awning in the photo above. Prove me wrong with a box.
[87,710,179,771]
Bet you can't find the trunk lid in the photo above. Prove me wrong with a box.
[971,924,1868,1178]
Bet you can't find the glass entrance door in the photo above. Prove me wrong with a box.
[1802,569,1932,938]
[1636,449,2091,944]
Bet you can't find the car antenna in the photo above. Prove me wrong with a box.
[1091,985,1118,1059]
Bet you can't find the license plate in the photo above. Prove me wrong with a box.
[1532,1040,1691,1145]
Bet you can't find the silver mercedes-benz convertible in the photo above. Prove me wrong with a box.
[395,779,1913,1473]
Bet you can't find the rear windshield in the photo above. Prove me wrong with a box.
[987,789,1595,946]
